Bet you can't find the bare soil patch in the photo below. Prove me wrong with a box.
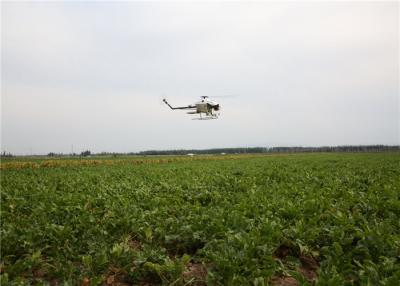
[273,244,319,282]
[270,276,299,286]
[127,238,141,251]
[182,262,207,285]
[299,254,319,281]
[104,267,130,286]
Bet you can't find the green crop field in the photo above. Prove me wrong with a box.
[1,153,399,285]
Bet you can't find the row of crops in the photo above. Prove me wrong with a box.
[0,154,260,170]
[1,153,399,285]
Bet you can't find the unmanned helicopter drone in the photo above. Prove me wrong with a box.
[163,96,220,120]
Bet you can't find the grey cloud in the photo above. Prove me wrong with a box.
[1,1,399,154]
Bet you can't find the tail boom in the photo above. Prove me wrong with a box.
[163,99,195,110]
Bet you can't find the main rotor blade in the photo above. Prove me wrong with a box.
[211,94,239,98]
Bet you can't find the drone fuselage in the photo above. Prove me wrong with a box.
[195,99,219,113]
[163,96,220,119]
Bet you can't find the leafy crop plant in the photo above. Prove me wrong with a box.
[1,153,399,285]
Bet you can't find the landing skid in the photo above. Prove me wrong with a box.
[192,111,219,120]
[192,117,218,120]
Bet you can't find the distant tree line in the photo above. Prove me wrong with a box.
[0,151,14,158]
[136,145,400,156]
[266,145,400,153]
[137,147,268,155]
[2,145,399,158]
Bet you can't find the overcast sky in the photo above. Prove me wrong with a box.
[1,1,399,155]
